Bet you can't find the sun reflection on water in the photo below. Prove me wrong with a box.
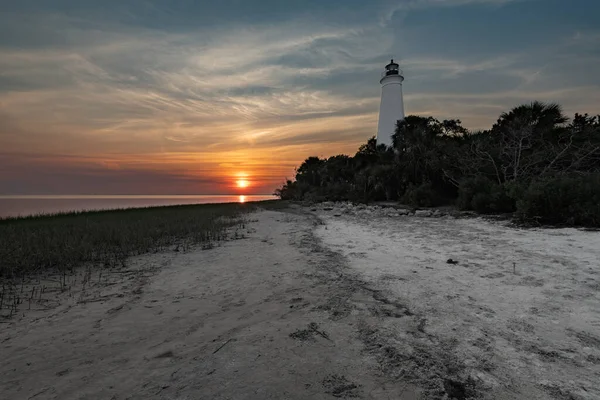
[239,195,246,203]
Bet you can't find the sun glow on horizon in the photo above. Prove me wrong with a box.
[236,179,250,189]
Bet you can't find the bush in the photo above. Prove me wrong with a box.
[302,190,328,203]
[402,182,448,207]
[274,180,298,200]
[321,182,354,202]
[514,173,600,226]
[457,177,515,213]
[457,177,492,210]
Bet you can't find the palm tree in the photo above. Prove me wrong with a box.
[494,101,568,140]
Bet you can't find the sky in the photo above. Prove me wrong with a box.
[1,0,599,195]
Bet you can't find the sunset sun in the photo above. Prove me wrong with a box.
[236,179,249,189]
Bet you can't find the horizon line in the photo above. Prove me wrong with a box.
[0,194,276,199]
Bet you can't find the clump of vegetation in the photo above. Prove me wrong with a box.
[402,182,448,207]
[276,102,600,227]
[513,173,600,226]
[0,202,254,317]
[456,177,514,214]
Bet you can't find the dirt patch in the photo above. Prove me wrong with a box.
[322,374,362,398]
[444,377,479,400]
[154,350,175,359]
[518,275,546,287]
[480,272,505,279]
[568,329,600,349]
[357,321,481,399]
[289,322,331,342]
[289,213,483,399]
[507,317,536,333]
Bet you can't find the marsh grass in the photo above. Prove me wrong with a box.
[0,201,260,318]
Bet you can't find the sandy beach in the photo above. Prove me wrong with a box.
[1,204,599,399]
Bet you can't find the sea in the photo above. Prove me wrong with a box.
[0,195,276,219]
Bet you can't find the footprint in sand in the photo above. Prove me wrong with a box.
[480,272,505,279]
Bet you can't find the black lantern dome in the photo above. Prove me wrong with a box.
[384,59,400,76]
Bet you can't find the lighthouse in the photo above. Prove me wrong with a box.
[376,59,405,147]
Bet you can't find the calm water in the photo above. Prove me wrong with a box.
[0,195,276,219]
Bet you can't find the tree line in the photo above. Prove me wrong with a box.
[275,102,600,227]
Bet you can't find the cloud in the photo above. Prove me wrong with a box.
[0,0,599,194]
[379,0,527,25]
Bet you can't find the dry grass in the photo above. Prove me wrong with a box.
[0,201,262,318]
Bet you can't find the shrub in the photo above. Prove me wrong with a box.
[514,173,600,226]
[457,177,515,213]
[274,180,298,200]
[402,182,448,207]
[322,182,354,202]
[457,177,492,210]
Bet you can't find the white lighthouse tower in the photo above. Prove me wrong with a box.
[376,59,405,147]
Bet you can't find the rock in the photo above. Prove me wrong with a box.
[323,207,334,211]
[432,210,443,217]
[396,209,410,215]
[415,210,433,217]
[333,213,342,217]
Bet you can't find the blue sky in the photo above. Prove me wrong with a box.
[1,0,599,194]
